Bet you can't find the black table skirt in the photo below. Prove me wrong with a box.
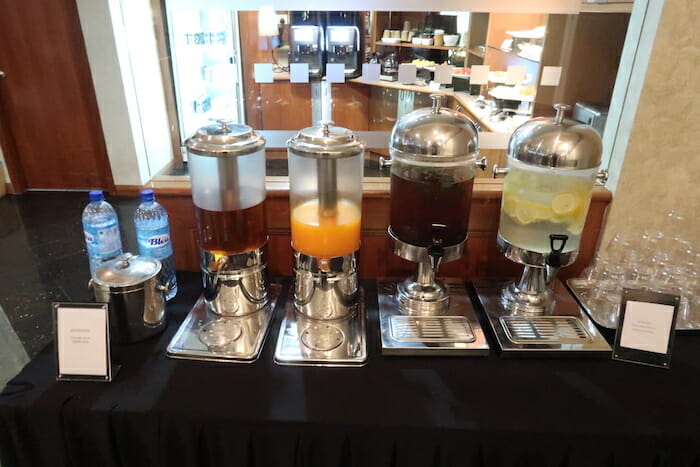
[2,272,699,467]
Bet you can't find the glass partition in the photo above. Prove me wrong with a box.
[152,4,632,182]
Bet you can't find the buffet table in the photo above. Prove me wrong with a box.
[2,273,699,467]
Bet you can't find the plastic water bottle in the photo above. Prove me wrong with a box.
[134,189,177,301]
[82,190,123,276]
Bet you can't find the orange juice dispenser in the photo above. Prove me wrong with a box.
[166,120,281,363]
[274,122,367,366]
[473,104,611,356]
[378,95,490,356]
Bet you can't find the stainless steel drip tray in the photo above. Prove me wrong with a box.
[378,281,489,356]
[166,283,281,363]
[274,289,367,367]
[472,279,611,357]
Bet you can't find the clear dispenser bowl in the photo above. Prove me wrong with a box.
[389,156,475,247]
[188,149,266,212]
[288,150,363,259]
[498,159,597,254]
[188,148,267,255]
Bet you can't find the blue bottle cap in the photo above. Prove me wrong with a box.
[140,189,155,202]
[88,190,104,202]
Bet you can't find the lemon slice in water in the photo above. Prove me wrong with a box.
[551,192,579,216]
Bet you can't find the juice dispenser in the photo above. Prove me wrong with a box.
[378,95,490,356]
[473,104,611,356]
[274,122,367,366]
[167,120,281,363]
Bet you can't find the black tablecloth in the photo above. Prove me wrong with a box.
[2,272,700,467]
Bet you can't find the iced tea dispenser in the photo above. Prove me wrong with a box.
[377,95,490,356]
[274,122,367,366]
[167,120,281,363]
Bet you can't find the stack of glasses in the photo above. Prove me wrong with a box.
[568,210,700,329]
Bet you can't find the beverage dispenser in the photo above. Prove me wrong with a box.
[473,104,611,356]
[274,122,367,366]
[289,11,325,78]
[377,95,490,356]
[167,120,281,363]
[326,12,361,78]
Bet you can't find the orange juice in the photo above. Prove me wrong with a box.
[291,199,361,258]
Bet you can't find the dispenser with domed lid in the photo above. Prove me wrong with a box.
[473,104,612,356]
[378,95,490,356]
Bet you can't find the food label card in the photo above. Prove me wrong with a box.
[54,302,115,382]
[613,289,679,369]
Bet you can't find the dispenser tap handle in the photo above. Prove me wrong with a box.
[546,234,569,268]
[427,243,445,277]
[475,156,487,171]
[492,164,509,178]
[379,156,392,168]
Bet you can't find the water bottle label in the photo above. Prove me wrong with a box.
[84,222,122,258]
[137,226,173,259]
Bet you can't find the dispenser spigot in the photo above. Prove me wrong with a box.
[546,234,569,284]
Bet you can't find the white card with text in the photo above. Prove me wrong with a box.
[469,65,490,85]
[540,66,563,86]
[362,63,381,83]
[434,65,454,84]
[253,63,274,83]
[326,63,346,83]
[56,305,109,377]
[398,64,417,84]
[620,301,675,354]
[613,289,680,368]
[289,63,309,83]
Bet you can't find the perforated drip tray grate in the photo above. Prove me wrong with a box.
[390,316,475,343]
[500,316,591,344]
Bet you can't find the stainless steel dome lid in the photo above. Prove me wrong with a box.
[287,122,365,159]
[390,94,479,163]
[186,119,265,157]
[93,254,161,288]
[508,104,602,170]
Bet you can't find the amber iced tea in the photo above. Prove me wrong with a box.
[195,201,267,256]
[390,172,474,247]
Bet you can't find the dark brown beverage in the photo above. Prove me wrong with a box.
[390,172,474,247]
[195,201,267,255]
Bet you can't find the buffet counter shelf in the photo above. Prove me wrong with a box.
[348,78,529,133]
[2,273,699,467]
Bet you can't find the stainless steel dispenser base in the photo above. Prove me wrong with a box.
[166,283,281,363]
[274,289,367,367]
[378,280,490,356]
[473,279,611,357]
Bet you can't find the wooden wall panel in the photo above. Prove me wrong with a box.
[0,0,114,192]
[156,182,611,281]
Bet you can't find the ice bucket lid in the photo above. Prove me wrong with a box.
[93,254,161,288]
[186,119,265,157]
[389,94,478,163]
[508,104,602,170]
[287,122,365,159]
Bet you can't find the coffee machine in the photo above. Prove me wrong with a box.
[167,120,280,362]
[377,95,490,356]
[274,122,367,366]
[325,12,361,78]
[289,11,325,78]
[473,104,610,355]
